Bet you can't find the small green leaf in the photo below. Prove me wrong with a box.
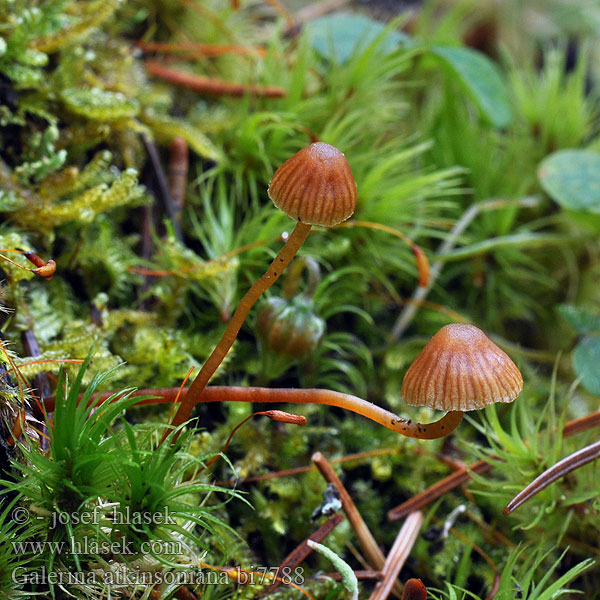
[305,12,410,64]
[538,150,600,213]
[431,45,512,128]
[557,304,600,335]
[573,334,600,396]
[307,540,358,600]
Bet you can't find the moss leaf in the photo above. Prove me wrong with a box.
[538,150,600,213]
[305,12,410,64]
[431,45,512,128]
[573,334,600,396]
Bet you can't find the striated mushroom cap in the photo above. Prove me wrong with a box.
[268,142,357,227]
[401,323,523,412]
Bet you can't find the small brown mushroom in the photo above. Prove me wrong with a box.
[268,142,357,227]
[400,323,524,438]
[168,143,357,435]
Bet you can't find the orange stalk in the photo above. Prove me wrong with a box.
[165,221,312,440]
[145,61,287,98]
[201,409,306,471]
[0,250,56,280]
[46,382,463,441]
[335,220,430,287]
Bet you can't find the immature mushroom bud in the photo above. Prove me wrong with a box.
[167,143,357,437]
[400,323,523,438]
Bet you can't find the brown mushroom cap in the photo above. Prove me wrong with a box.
[268,142,357,227]
[401,323,523,411]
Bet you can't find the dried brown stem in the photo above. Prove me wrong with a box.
[369,512,424,600]
[562,410,600,436]
[312,452,403,599]
[485,573,501,600]
[503,440,600,515]
[145,62,287,98]
[168,137,188,225]
[388,460,491,521]
[142,134,182,242]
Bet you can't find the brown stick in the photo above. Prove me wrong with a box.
[369,512,424,600]
[145,62,287,98]
[265,513,344,594]
[503,440,600,515]
[312,452,403,599]
[142,134,182,242]
[388,460,491,521]
[562,410,600,436]
[168,137,189,226]
[485,573,501,600]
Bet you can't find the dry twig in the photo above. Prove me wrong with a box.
[369,512,424,600]
[146,62,287,98]
[312,452,403,598]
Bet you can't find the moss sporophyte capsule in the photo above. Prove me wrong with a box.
[256,295,325,379]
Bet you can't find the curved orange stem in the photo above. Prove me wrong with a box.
[335,220,430,287]
[145,61,287,98]
[66,385,462,441]
[166,222,312,438]
[202,409,306,471]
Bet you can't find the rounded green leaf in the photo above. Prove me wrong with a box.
[431,45,512,128]
[538,150,600,214]
[573,334,600,396]
[305,12,410,64]
[557,305,600,335]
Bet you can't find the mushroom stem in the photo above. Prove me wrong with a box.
[145,385,462,440]
[167,221,312,435]
[193,387,462,440]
